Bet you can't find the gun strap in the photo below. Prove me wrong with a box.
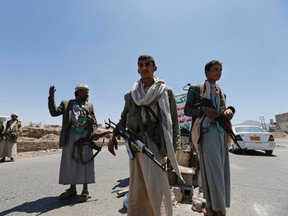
[199,83,205,98]
[72,136,102,165]
[199,83,225,109]
[136,105,161,146]
[145,106,159,121]
[136,105,146,138]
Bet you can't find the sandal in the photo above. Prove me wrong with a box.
[59,189,77,200]
[79,193,91,203]
[203,207,217,216]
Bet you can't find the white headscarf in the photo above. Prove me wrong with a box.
[131,76,183,181]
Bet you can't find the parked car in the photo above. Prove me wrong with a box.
[231,125,276,155]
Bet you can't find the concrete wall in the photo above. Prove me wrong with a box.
[275,112,288,132]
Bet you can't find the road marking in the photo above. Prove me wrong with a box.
[253,203,268,216]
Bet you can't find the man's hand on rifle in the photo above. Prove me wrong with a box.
[108,130,119,156]
[224,108,234,120]
[201,106,219,122]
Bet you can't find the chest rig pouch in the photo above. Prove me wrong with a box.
[143,106,161,147]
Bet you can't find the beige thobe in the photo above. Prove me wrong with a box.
[128,137,172,216]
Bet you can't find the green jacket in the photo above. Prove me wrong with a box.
[118,88,180,157]
[48,96,97,148]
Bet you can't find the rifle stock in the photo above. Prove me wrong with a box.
[105,118,166,171]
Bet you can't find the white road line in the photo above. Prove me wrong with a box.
[253,203,268,216]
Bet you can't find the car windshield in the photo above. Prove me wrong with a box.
[235,126,266,133]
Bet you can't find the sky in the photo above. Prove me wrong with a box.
[0,0,287,127]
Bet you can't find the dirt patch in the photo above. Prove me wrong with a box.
[17,126,61,152]
[16,148,62,159]
[15,127,288,159]
[272,131,288,139]
[16,126,114,153]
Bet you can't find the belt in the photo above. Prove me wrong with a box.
[71,122,87,129]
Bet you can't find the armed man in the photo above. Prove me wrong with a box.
[0,113,22,162]
[108,54,183,216]
[48,84,98,203]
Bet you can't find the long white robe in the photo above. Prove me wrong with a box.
[128,137,172,216]
[0,140,17,158]
[199,124,230,215]
[59,129,95,184]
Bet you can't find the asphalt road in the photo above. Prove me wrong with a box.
[0,139,287,216]
[227,138,288,216]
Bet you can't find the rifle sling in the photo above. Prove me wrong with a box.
[72,136,102,165]
[130,105,160,149]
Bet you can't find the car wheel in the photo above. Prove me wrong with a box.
[265,150,273,156]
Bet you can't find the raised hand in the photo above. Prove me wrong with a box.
[49,86,56,97]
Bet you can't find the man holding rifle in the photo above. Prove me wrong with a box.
[108,54,183,216]
[0,113,22,162]
[184,60,235,216]
[48,84,98,203]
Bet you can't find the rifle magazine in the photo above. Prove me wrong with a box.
[125,141,135,159]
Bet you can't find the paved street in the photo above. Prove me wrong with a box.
[0,139,288,216]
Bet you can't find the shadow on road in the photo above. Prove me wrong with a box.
[0,195,95,216]
[118,206,128,214]
[112,177,129,190]
[111,177,129,214]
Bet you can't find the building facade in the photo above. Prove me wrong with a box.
[275,112,288,132]
[0,116,10,124]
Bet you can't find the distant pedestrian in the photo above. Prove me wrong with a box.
[48,84,98,202]
[0,113,22,162]
[184,60,235,216]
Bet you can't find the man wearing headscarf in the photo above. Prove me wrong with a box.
[108,55,183,216]
[0,113,22,162]
[48,84,97,202]
[184,60,235,216]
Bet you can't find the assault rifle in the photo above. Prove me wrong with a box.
[105,118,166,171]
[197,98,244,151]
[73,131,112,165]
